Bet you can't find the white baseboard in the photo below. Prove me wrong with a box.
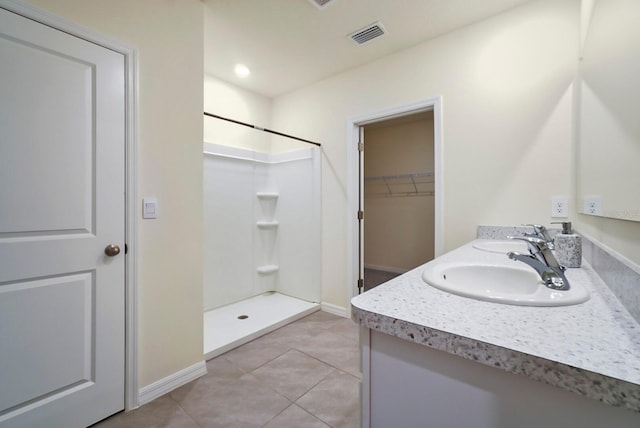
[138,361,207,406]
[321,302,349,318]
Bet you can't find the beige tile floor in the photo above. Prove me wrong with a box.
[95,311,361,428]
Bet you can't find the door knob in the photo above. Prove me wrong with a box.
[104,244,121,257]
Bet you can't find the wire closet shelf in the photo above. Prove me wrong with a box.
[364,172,434,197]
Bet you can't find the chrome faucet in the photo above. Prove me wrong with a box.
[507,235,569,290]
[522,224,554,249]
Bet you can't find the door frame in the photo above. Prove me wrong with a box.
[0,0,140,410]
[346,97,443,300]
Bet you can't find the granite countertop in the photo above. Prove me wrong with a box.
[351,240,640,413]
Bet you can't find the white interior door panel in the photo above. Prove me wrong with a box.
[0,6,125,427]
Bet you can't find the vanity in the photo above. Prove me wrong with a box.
[350,0,640,424]
[351,233,640,427]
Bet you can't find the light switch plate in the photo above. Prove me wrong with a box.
[143,197,158,219]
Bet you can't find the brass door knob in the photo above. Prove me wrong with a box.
[104,244,121,257]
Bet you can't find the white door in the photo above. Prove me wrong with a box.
[0,7,125,428]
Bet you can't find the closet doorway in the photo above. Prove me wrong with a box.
[359,111,435,291]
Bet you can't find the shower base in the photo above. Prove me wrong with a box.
[204,292,319,360]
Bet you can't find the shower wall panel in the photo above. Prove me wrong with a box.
[203,143,320,310]
[203,145,268,310]
[270,149,321,303]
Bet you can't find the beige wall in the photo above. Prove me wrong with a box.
[272,0,579,308]
[203,75,310,154]
[364,115,435,271]
[26,0,205,388]
[204,74,272,150]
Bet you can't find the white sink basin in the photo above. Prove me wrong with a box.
[472,239,528,254]
[421,262,590,306]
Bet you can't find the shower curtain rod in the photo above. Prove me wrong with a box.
[204,112,321,147]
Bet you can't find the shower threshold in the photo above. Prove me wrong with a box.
[203,292,319,360]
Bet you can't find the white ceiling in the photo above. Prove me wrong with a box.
[204,0,533,98]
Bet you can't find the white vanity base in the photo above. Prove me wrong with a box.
[361,328,640,428]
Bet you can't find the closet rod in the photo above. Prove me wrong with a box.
[204,112,321,147]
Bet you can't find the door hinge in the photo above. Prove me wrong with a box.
[358,142,364,152]
[357,210,364,220]
[357,278,364,292]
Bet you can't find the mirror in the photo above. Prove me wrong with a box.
[578,0,640,221]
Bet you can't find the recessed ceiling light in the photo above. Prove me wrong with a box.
[234,64,250,78]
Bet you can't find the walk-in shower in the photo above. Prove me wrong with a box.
[203,113,321,359]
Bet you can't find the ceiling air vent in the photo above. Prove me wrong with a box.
[349,22,387,45]
[308,0,334,9]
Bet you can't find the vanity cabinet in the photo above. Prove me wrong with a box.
[360,328,639,428]
[352,239,640,428]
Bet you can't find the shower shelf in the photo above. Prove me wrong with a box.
[257,265,279,275]
[256,220,279,229]
[256,192,279,200]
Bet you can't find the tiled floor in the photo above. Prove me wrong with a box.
[95,311,361,428]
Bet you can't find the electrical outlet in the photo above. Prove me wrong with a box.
[551,196,568,217]
[583,196,602,215]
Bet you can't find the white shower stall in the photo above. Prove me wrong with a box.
[202,131,321,359]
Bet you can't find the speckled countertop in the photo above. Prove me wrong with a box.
[351,240,640,413]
